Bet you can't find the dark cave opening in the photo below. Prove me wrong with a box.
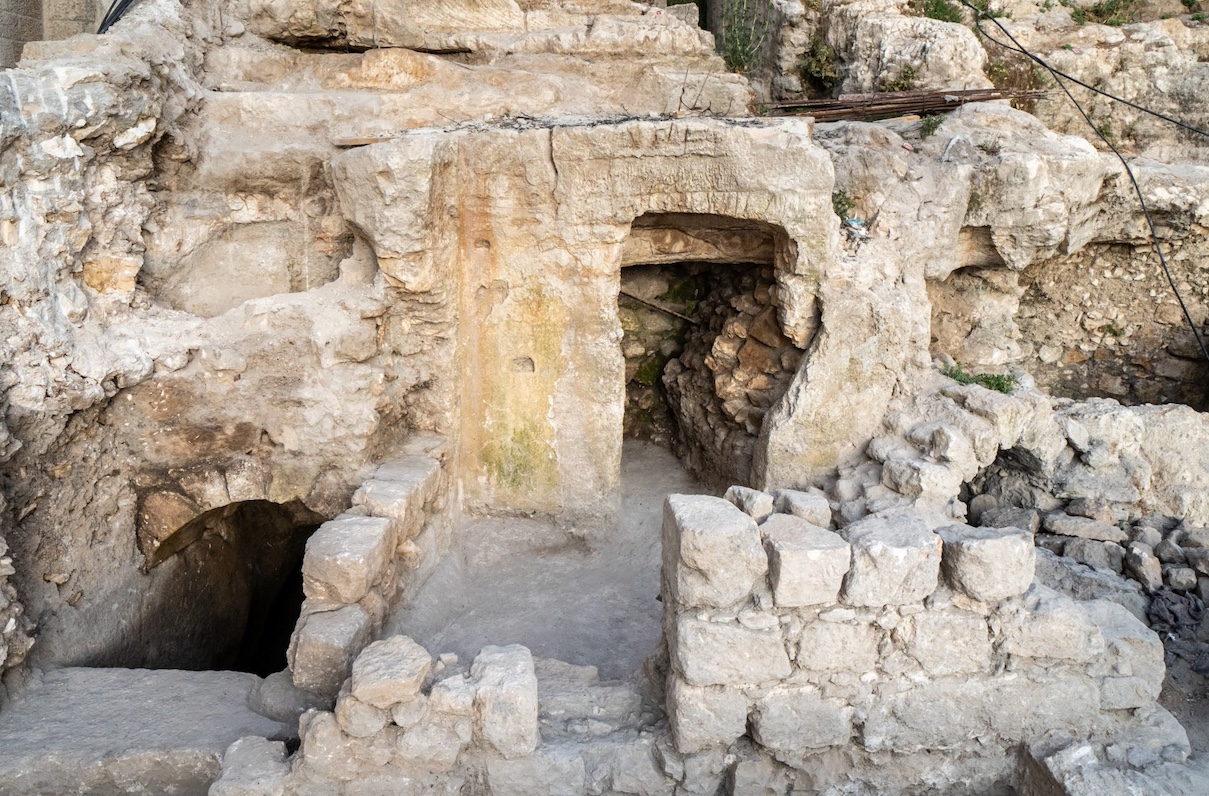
[99,499,323,676]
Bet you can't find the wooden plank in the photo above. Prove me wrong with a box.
[766,88,1050,122]
[333,136,395,148]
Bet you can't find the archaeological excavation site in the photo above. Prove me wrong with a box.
[3,0,1209,793]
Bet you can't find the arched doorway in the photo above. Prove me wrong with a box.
[618,212,804,489]
[93,499,323,675]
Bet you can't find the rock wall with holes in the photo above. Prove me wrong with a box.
[618,261,806,488]
[618,265,697,447]
[331,117,842,522]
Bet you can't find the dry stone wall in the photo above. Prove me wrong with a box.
[660,490,1183,793]
[290,443,452,702]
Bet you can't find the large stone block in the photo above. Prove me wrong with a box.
[472,645,539,759]
[1043,513,1128,544]
[902,610,991,676]
[663,494,767,609]
[864,675,1099,752]
[1001,586,1105,663]
[353,455,441,539]
[395,717,467,772]
[487,746,587,796]
[1082,599,1164,710]
[302,516,393,604]
[980,506,1040,534]
[751,687,851,751]
[290,604,373,698]
[938,524,1035,603]
[666,676,749,754]
[211,737,290,796]
[351,635,432,709]
[881,458,963,501]
[334,686,389,738]
[762,515,850,608]
[840,515,941,607]
[724,486,775,522]
[796,621,880,672]
[673,616,792,687]
[772,489,832,527]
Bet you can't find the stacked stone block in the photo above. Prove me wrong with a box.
[289,451,448,699]
[292,638,540,787]
[661,490,1178,793]
[0,0,42,69]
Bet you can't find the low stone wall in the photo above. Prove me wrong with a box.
[661,490,1182,793]
[288,443,451,701]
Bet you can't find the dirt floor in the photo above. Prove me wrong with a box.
[385,440,711,679]
[1161,651,1209,778]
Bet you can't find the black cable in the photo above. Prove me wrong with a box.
[957,0,1209,375]
[98,0,140,34]
[964,8,1209,141]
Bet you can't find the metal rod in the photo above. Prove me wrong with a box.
[618,291,698,324]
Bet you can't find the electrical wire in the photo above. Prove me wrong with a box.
[98,0,141,35]
[957,0,1209,374]
[961,8,1209,141]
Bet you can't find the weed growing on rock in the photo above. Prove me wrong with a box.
[718,0,774,74]
[921,114,945,137]
[942,363,1019,393]
[916,0,965,23]
[879,65,918,92]
[1193,11,1206,20]
[800,36,841,94]
[832,189,856,220]
[968,0,1010,18]
[1085,0,1139,25]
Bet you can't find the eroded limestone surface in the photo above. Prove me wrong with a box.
[1,0,1209,794]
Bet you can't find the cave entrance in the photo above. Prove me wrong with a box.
[618,213,801,490]
[108,500,323,676]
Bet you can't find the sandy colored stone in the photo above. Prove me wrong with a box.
[471,645,539,759]
[902,610,991,677]
[663,494,767,609]
[666,676,749,754]
[290,604,373,698]
[763,515,850,608]
[797,621,880,673]
[302,516,394,604]
[752,688,851,751]
[772,488,832,527]
[841,515,942,607]
[938,524,1035,603]
[351,635,433,709]
[673,616,792,687]
[1001,587,1105,663]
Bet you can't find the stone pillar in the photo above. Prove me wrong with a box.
[43,0,103,42]
[0,0,42,68]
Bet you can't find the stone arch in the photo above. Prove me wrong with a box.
[617,212,807,489]
[110,497,324,674]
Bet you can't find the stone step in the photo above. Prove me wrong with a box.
[0,668,291,795]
